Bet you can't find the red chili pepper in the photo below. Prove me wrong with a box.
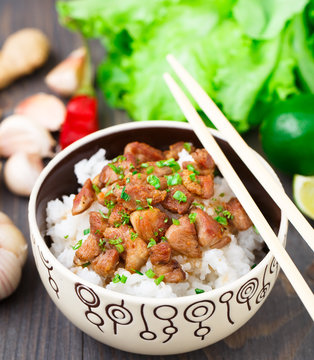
[59,94,98,149]
[59,40,99,149]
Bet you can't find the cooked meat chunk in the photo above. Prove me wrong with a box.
[108,204,130,227]
[150,242,186,283]
[130,208,170,242]
[164,141,194,160]
[225,197,252,231]
[165,215,201,257]
[124,141,164,164]
[153,260,186,283]
[181,170,214,199]
[190,208,223,247]
[91,249,119,277]
[150,242,172,264]
[98,154,136,187]
[72,178,96,215]
[182,161,211,176]
[139,161,173,177]
[113,183,167,211]
[124,236,149,271]
[210,235,231,249]
[74,234,102,265]
[89,211,108,237]
[191,148,215,171]
[103,225,149,271]
[161,185,194,214]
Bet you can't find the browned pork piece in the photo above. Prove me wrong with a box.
[139,161,173,177]
[89,211,108,236]
[181,170,214,199]
[113,183,167,211]
[124,141,164,163]
[72,178,96,215]
[108,204,131,227]
[98,153,136,187]
[91,248,120,277]
[165,215,201,257]
[130,208,170,242]
[162,185,194,214]
[74,235,102,265]
[104,225,149,271]
[164,141,195,160]
[150,242,186,283]
[191,148,215,172]
[225,197,252,231]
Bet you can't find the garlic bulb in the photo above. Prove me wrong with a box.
[4,152,44,196]
[0,212,28,300]
[15,92,66,131]
[0,114,55,158]
[45,47,86,97]
[0,248,22,300]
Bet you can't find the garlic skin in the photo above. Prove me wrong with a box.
[45,47,86,97]
[0,212,27,300]
[15,93,66,132]
[0,248,22,300]
[4,152,44,197]
[0,114,55,157]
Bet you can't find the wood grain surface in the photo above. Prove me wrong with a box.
[0,0,313,359]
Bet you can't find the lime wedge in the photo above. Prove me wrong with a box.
[293,175,314,220]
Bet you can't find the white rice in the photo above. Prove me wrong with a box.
[47,148,264,298]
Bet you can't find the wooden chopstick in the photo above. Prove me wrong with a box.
[163,72,314,320]
[166,54,314,253]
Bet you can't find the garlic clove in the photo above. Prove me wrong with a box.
[0,211,13,226]
[15,92,66,132]
[4,152,44,197]
[45,47,86,97]
[0,114,55,157]
[0,248,22,300]
[0,223,28,266]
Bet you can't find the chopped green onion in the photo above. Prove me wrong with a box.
[164,218,169,223]
[64,235,69,239]
[132,170,138,175]
[136,199,141,204]
[136,206,144,210]
[112,274,121,283]
[183,142,191,152]
[251,263,257,269]
[166,173,182,186]
[214,216,228,226]
[99,209,108,219]
[109,238,123,245]
[192,202,205,210]
[72,239,82,250]
[146,166,154,175]
[147,238,156,248]
[104,200,115,210]
[195,288,205,294]
[133,269,143,275]
[82,262,90,268]
[219,192,225,197]
[108,163,124,176]
[115,244,125,253]
[145,269,156,278]
[154,275,165,285]
[83,228,90,236]
[119,211,130,225]
[215,206,224,214]
[112,155,126,163]
[94,229,100,235]
[173,190,187,203]
[189,173,197,182]
[156,158,180,172]
[172,218,180,226]
[189,213,197,224]
[121,274,128,283]
[187,164,200,175]
[147,174,161,189]
[92,184,101,194]
[222,210,233,219]
[147,198,153,206]
[154,231,158,236]
[137,173,142,179]
[121,186,130,201]
[141,163,149,168]
[129,164,135,170]
[99,238,106,251]
[130,232,138,241]
[126,177,131,183]
[161,236,168,242]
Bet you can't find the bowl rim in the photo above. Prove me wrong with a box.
[28,120,288,305]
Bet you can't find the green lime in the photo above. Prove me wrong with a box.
[260,94,314,176]
[293,175,314,220]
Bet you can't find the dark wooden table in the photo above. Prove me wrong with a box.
[0,1,313,359]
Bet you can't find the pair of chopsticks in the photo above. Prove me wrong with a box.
[163,54,314,320]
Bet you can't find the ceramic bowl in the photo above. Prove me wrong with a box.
[28,121,287,355]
